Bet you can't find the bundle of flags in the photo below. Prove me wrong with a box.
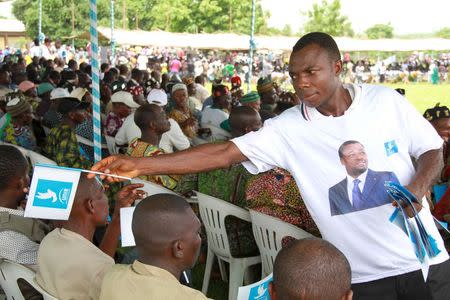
[386,181,442,279]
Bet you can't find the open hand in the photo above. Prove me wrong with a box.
[115,183,146,210]
[90,155,142,182]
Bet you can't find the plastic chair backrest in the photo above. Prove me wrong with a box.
[27,150,57,167]
[196,192,251,258]
[105,135,119,154]
[0,260,58,300]
[75,135,108,149]
[249,209,313,276]
[130,178,178,196]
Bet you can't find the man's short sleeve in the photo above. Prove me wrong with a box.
[231,118,287,174]
[396,93,444,158]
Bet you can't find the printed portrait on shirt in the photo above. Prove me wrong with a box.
[328,140,400,216]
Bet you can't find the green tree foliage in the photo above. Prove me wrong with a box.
[436,27,450,39]
[365,23,394,39]
[12,0,270,42]
[302,0,354,37]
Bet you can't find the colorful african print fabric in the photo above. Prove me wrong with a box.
[168,108,198,139]
[198,164,259,257]
[1,122,38,151]
[246,168,320,237]
[75,118,109,163]
[126,138,178,190]
[105,112,124,137]
[44,124,91,169]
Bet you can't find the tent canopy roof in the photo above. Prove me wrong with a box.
[98,27,450,52]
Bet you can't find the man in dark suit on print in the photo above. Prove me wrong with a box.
[329,140,400,216]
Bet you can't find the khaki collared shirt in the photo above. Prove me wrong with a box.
[36,228,114,300]
[99,260,210,300]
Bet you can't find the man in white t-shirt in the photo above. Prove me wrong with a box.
[92,32,450,299]
[115,89,190,153]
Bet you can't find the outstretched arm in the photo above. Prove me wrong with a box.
[90,141,247,182]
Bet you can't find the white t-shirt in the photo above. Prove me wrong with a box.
[115,114,190,153]
[201,106,231,141]
[232,83,448,283]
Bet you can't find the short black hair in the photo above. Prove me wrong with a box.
[118,64,128,76]
[229,106,260,137]
[338,140,362,159]
[273,238,351,300]
[292,32,341,61]
[68,59,77,69]
[134,103,161,132]
[0,145,28,191]
[100,63,110,73]
[131,68,142,79]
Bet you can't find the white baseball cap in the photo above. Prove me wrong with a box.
[50,88,70,100]
[111,91,140,108]
[70,87,89,101]
[146,89,168,106]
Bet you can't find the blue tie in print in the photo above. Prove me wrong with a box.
[352,179,364,210]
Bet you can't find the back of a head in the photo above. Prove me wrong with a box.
[134,103,161,132]
[0,145,28,192]
[229,106,261,137]
[273,238,351,300]
[292,32,341,61]
[132,194,195,256]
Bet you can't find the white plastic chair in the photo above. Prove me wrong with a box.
[105,135,119,154]
[42,126,51,136]
[196,192,261,300]
[26,150,57,167]
[249,209,313,277]
[75,135,108,150]
[0,260,58,300]
[130,178,198,204]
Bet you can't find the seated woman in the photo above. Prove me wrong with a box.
[1,92,38,151]
[168,83,198,141]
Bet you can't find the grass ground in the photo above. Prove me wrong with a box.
[380,83,450,114]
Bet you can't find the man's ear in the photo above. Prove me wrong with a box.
[335,59,343,76]
[85,198,95,214]
[268,282,277,300]
[172,240,184,259]
[148,120,156,131]
[342,289,353,300]
[67,110,76,120]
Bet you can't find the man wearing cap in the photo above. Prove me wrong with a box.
[257,77,279,112]
[240,91,261,112]
[18,81,37,99]
[45,95,91,169]
[36,82,55,118]
[42,88,70,129]
[0,93,37,151]
[106,91,139,137]
[115,89,190,154]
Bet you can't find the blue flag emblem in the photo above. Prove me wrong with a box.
[33,179,73,209]
[384,140,398,156]
[248,281,270,300]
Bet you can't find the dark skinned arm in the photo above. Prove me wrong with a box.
[401,147,444,217]
[90,141,248,182]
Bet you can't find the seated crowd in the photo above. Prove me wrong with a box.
[0,49,449,300]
